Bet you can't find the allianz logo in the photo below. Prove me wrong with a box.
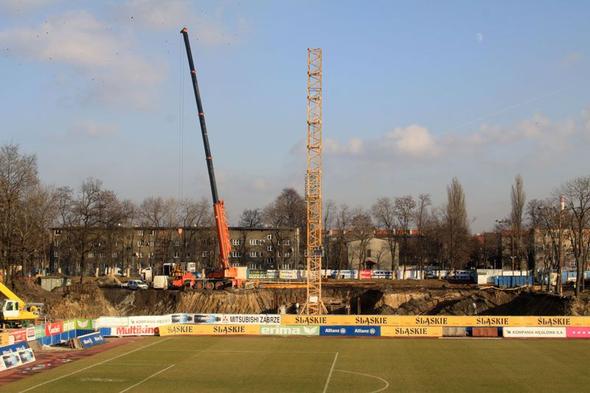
[353,328,377,335]
[261,326,319,335]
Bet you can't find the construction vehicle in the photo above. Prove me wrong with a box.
[181,27,242,290]
[0,281,42,328]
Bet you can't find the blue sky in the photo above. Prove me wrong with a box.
[1,0,589,231]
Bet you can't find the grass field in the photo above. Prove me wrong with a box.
[4,336,590,393]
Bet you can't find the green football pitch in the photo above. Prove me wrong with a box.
[4,336,590,393]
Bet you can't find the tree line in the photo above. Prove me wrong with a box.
[1,144,589,295]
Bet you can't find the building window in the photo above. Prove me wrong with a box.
[266,234,272,240]
[367,249,372,258]
[174,251,179,258]
[137,230,144,237]
[149,230,155,236]
[88,252,94,258]
[249,239,264,246]
[54,229,61,235]
[282,239,290,246]
[267,245,273,252]
[249,251,262,258]
[284,252,291,258]
[112,252,118,258]
[231,239,241,246]
[265,257,275,264]
[231,251,242,258]
[139,252,143,258]
[53,251,58,258]
[137,241,142,247]
[186,253,191,258]
[201,251,209,257]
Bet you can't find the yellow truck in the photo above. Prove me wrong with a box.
[0,281,43,328]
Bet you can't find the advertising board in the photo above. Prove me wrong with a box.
[170,314,280,325]
[503,327,566,338]
[75,319,94,330]
[95,317,129,328]
[77,332,105,349]
[319,326,381,337]
[25,327,35,342]
[260,325,320,336]
[8,329,27,344]
[45,322,63,336]
[0,342,36,372]
[111,326,158,336]
[281,315,590,327]
[566,327,590,338]
[158,324,260,336]
[34,324,45,339]
[381,326,443,337]
[62,320,76,332]
[128,315,173,327]
[279,270,299,280]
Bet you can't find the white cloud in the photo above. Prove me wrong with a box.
[0,10,164,109]
[117,0,246,45]
[0,0,58,13]
[323,110,589,164]
[324,137,364,155]
[476,32,484,43]
[385,125,439,157]
[69,121,118,138]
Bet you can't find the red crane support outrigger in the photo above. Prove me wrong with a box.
[181,27,240,289]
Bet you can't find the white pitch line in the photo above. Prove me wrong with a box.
[18,338,171,393]
[335,369,390,393]
[118,364,175,393]
[322,352,339,393]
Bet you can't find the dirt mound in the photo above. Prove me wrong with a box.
[46,282,118,319]
[7,277,59,304]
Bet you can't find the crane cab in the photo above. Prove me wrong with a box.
[1,299,21,319]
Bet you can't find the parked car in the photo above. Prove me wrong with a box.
[124,280,149,290]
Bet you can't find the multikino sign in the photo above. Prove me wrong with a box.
[260,325,320,336]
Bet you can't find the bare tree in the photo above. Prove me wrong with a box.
[371,197,399,275]
[528,199,556,292]
[0,144,39,279]
[444,177,470,270]
[562,176,590,296]
[239,208,264,228]
[394,195,417,274]
[263,188,306,268]
[332,204,352,271]
[511,175,527,270]
[349,208,374,273]
[414,193,432,277]
[62,178,105,282]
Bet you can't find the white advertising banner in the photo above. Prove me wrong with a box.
[95,317,129,328]
[503,327,566,338]
[128,315,173,327]
[279,270,299,280]
[169,314,281,325]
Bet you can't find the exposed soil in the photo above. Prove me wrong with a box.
[8,277,590,319]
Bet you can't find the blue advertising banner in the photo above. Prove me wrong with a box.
[78,332,105,349]
[0,341,35,372]
[319,326,381,337]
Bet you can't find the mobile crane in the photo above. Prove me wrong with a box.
[180,27,242,290]
[0,281,42,328]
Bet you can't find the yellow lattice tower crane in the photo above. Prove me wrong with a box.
[301,48,327,315]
